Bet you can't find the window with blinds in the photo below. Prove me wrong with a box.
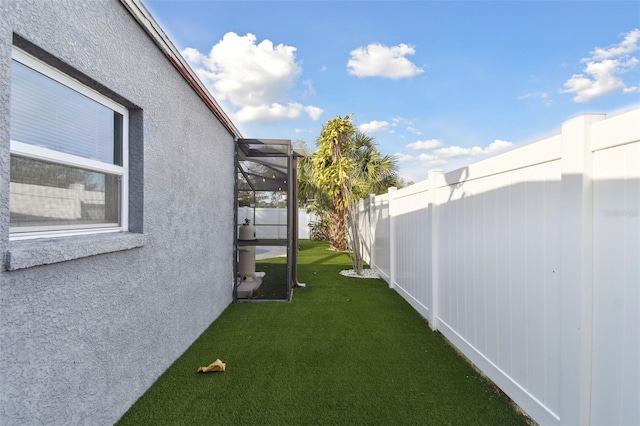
[9,48,129,239]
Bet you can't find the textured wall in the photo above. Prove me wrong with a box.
[0,0,235,424]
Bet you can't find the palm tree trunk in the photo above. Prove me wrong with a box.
[328,203,347,251]
[346,202,363,274]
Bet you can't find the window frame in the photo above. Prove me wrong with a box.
[9,48,129,240]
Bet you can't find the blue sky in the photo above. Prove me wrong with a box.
[142,0,640,182]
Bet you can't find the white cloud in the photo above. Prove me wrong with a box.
[304,105,324,120]
[235,102,323,123]
[520,91,552,106]
[434,139,513,158]
[561,29,640,102]
[485,139,513,153]
[181,47,206,64]
[406,126,422,135]
[180,32,322,123]
[397,139,514,182]
[590,28,640,60]
[347,43,424,79]
[392,117,412,126]
[561,57,638,102]
[302,80,316,97]
[419,153,447,166]
[434,146,473,158]
[204,32,300,106]
[393,152,414,163]
[406,139,442,150]
[359,120,390,134]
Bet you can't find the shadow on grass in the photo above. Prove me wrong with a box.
[252,258,287,300]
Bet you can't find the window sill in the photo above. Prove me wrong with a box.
[5,232,146,271]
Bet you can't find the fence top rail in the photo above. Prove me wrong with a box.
[591,108,640,152]
[376,194,389,203]
[438,134,562,188]
[365,109,639,206]
[395,179,431,198]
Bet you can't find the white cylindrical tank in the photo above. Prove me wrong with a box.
[238,218,257,281]
[239,218,256,241]
[238,246,256,281]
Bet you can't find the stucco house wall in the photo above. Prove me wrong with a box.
[0,0,236,423]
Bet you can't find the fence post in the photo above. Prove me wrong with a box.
[369,194,376,270]
[559,113,605,426]
[388,186,397,289]
[428,169,444,331]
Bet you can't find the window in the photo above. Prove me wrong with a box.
[9,48,129,239]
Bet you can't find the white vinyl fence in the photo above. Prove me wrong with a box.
[238,207,317,239]
[358,109,639,426]
[10,182,107,219]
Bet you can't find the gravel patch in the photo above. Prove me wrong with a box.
[340,269,380,279]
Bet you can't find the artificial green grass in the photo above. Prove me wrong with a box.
[118,241,529,425]
[252,256,288,300]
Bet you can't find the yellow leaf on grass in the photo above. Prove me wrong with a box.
[197,359,226,373]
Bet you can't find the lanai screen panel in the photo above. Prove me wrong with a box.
[235,138,298,301]
[237,139,290,192]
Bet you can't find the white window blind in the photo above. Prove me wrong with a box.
[10,60,122,165]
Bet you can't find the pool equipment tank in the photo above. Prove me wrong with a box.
[238,218,256,281]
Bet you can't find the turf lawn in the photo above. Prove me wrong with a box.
[117,240,530,425]
[253,255,288,300]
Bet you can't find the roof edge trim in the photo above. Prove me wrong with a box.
[119,0,242,139]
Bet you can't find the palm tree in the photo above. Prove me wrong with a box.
[351,130,399,198]
[310,115,355,252]
[304,115,399,262]
[343,130,398,272]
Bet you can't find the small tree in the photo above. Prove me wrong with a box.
[305,115,400,274]
[311,114,356,252]
[345,131,399,274]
